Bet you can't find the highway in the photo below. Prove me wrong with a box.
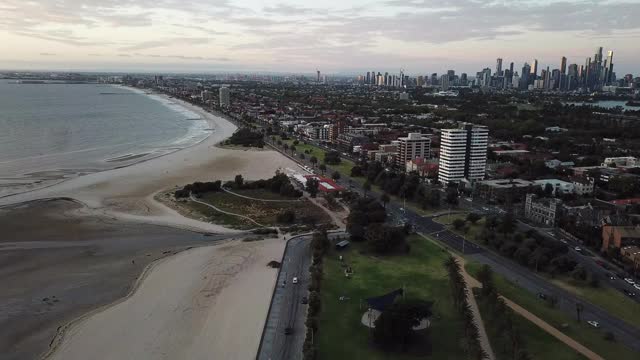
[265,137,640,353]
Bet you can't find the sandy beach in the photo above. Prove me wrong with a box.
[47,238,285,360]
[0,94,299,234]
[1,94,303,359]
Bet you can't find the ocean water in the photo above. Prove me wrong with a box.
[0,80,210,194]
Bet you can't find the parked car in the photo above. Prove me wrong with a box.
[623,289,636,297]
[301,296,308,304]
[537,292,547,300]
[284,327,293,335]
[292,276,298,284]
[634,284,640,291]
[624,278,635,285]
[574,246,582,252]
[587,320,600,328]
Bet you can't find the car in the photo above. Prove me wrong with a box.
[284,327,293,335]
[587,320,600,328]
[537,292,547,300]
[301,296,308,304]
[624,278,635,285]
[292,277,298,284]
[623,289,636,297]
[560,239,568,244]
[574,246,582,252]
[634,284,640,291]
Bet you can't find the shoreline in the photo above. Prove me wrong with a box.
[0,87,215,201]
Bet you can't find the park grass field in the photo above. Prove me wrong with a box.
[187,188,331,229]
[276,136,355,177]
[316,235,467,360]
[466,262,640,360]
[475,294,586,360]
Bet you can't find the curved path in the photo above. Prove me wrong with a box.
[221,187,301,202]
[190,194,267,228]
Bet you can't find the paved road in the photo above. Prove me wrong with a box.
[266,137,640,353]
[257,231,346,360]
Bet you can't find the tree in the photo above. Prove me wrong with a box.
[290,145,297,154]
[380,193,390,208]
[324,151,342,165]
[466,213,482,224]
[283,143,289,152]
[276,210,296,223]
[293,140,299,146]
[306,178,320,198]
[452,218,466,230]
[331,171,341,181]
[499,212,516,236]
[445,188,458,206]
[351,165,363,177]
[318,163,327,175]
[544,183,554,197]
[372,301,433,352]
[363,181,372,198]
[310,156,318,167]
[234,174,244,187]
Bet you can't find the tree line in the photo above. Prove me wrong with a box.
[174,172,302,199]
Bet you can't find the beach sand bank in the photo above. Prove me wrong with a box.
[47,237,285,360]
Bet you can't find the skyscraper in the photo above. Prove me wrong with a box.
[219,87,230,107]
[496,58,503,76]
[396,133,431,169]
[606,50,614,85]
[560,57,567,75]
[316,70,321,83]
[438,124,489,184]
[531,59,539,77]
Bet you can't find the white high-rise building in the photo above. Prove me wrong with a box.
[219,87,230,107]
[396,133,431,169]
[438,124,489,184]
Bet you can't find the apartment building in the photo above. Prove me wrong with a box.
[438,124,489,184]
[395,133,431,169]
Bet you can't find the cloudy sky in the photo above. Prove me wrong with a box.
[1,0,639,75]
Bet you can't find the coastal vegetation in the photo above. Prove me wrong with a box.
[225,127,264,148]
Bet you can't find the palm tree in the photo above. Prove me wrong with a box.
[380,193,390,208]
[283,143,289,152]
[575,303,584,322]
[363,180,371,198]
[290,145,297,154]
[310,156,318,167]
[318,163,326,175]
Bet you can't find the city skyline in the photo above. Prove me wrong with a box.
[1,0,640,74]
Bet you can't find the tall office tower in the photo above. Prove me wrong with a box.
[560,57,567,75]
[447,70,455,81]
[606,50,614,84]
[219,87,230,107]
[396,133,431,169]
[496,58,503,76]
[530,59,539,78]
[317,70,321,83]
[551,69,561,89]
[384,72,389,86]
[521,63,531,89]
[366,72,370,85]
[399,69,404,87]
[417,75,424,87]
[438,124,489,184]
[512,74,520,88]
[431,73,438,85]
[460,73,468,86]
[371,70,376,84]
[509,62,514,75]
[440,74,450,90]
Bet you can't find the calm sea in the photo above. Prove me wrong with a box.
[0,80,210,194]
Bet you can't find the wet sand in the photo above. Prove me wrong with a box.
[0,199,237,360]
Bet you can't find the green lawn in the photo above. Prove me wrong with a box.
[276,136,356,178]
[466,262,640,360]
[476,294,585,360]
[549,276,640,327]
[317,235,467,359]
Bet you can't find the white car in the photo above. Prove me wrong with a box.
[625,278,635,285]
[574,246,582,252]
[292,277,298,284]
[634,284,640,291]
[587,320,600,328]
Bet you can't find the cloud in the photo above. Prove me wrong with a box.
[133,53,231,61]
[39,52,56,56]
[119,37,212,51]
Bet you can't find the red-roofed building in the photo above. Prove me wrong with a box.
[611,198,640,206]
[303,175,345,193]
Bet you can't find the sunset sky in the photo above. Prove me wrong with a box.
[1,0,639,74]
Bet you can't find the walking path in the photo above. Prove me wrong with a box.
[455,254,605,360]
[190,194,267,228]
[221,187,301,203]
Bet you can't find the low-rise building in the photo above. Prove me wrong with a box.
[571,177,595,196]
[524,193,562,226]
[406,158,438,178]
[601,225,640,252]
[533,179,575,195]
[602,157,639,168]
[474,178,534,203]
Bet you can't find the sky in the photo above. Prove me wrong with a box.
[1,0,640,75]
